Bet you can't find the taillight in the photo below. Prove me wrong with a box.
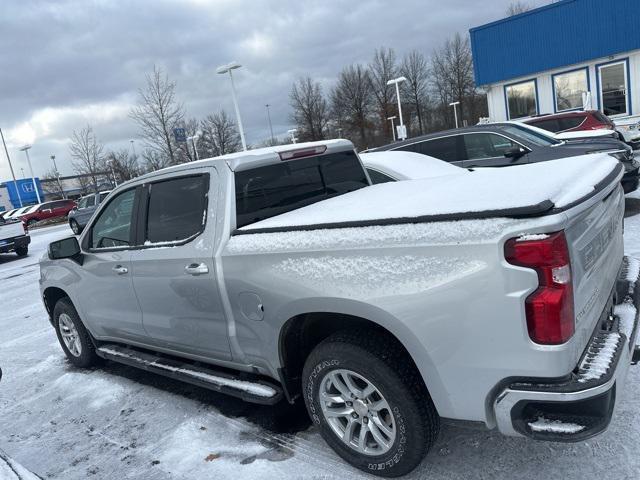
[505,232,574,345]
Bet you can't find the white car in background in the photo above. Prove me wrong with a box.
[613,117,640,149]
[360,151,466,183]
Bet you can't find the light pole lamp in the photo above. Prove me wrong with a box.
[187,131,202,161]
[387,116,397,142]
[449,101,460,129]
[287,129,298,144]
[216,61,247,151]
[386,77,407,140]
[19,145,41,203]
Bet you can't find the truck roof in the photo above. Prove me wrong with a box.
[134,139,354,183]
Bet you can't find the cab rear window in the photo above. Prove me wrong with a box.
[234,150,369,228]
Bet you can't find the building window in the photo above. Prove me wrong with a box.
[505,80,537,119]
[553,69,588,112]
[598,60,629,117]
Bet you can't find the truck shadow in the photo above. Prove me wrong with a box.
[625,197,640,218]
[100,361,312,435]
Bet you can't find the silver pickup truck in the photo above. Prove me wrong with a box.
[0,216,29,257]
[39,140,639,477]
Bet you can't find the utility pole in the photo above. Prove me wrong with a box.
[19,145,41,203]
[265,104,275,146]
[51,155,65,199]
[0,127,23,207]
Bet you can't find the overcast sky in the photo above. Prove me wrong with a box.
[0,0,537,179]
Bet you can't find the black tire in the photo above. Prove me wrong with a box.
[27,218,38,227]
[53,297,100,368]
[302,331,439,477]
[15,246,28,257]
[69,219,82,235]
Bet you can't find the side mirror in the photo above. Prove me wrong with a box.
[504,146,526,160]
[48,237,83,264]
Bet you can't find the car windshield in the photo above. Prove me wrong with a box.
[501,124,562,147]
[25,205,40,214]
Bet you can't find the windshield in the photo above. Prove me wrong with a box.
[501,124,562,147]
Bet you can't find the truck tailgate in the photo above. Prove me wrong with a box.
[0,221,25,242]
[564,184,625,361]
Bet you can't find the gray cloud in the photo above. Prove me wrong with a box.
[0,0,528,179]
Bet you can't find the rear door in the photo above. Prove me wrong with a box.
[129,169,231,359]
[396,135,465,166]
[76,195,97,225]
[461,132,528,168]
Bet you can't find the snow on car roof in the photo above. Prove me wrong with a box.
[360,151,466,180]
[240,153,619,232]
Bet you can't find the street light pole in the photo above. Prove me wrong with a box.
[449,101,460,128]
[0,127,23,207]
[51,155,65,199]
[216,61,247,151]
[19,145,41,203]
[387,116,397,142]
[387,77,408,140]
[187,131,202,161]
[265,104,275,146]
[287,129,298,144]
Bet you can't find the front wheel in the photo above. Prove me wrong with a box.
[302,331,439,477]
[69,219,81,235]
[15,246,28,257]
[53,298,100,368]
[26,218,38,228]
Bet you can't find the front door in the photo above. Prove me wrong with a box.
[129,171,232,360]
[78,187,146,341]
[599,61,629,117]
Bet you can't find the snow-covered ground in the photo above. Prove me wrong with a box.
[1,202,640,479]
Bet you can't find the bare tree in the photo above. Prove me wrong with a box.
[41,168,65,199]
[176,117,200,162]
[130,65,184,165]
[69,125,105,192]
[431,33,477,127]
[506,1,531,15]
[290,77,330,141]
[200,111,242,157]
[331,64,374,148]
[368,47,397,140]
[140,149,170,173]
[107,149,139,182]
[400,50,430,135]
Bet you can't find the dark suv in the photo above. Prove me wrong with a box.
[370,122,639,193]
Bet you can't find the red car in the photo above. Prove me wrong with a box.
[20,199,77,227]
[524,110,618,135]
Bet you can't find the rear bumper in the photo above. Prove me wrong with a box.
[0,234,30,253]
[493,256,639,441]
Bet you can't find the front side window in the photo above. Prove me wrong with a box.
[554,69,588,112]
[85,196,96,208]
[599,61,628,116]
[463,133,518,160]
[506,80,537,119]
[146,175,208,243]
[90,189,135,249]
[235,151,368,228]
[77,197,89,209]
[501,124,560,147]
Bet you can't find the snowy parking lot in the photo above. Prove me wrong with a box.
[1,199,640,480]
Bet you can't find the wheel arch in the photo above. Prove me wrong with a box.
[275,299,450,414]
[42,286,70,325]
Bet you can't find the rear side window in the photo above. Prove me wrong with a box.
[592,111,613,125]
[528,118,560,132]
[558,116,586,131]
[86,196,96,208]
[235,150,369,228]
[462,133,518,160]
[146,175,208,243]
[420,136,460,162]
[366,168,396,184]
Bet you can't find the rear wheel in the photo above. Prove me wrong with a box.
[53,298,100,368]
[69,219,81,235]
[302,331,439,477]
[26,218,38,228]
[15,246,28,257]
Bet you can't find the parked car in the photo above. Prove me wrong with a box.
[1,208,19,220]
[68,191,111,234]
[40,140,639,476]
[613,117,640,150]
[4,206,34,221]
[370,122,640,193]
[20,199,76,227]
[360,151,465,183]
[0,215,29,256]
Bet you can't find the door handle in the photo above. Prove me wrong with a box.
[112,265,128,275]
[185,263,209,275]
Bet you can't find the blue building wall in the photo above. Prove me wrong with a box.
[3,179,45,207]
[470,0,640,86]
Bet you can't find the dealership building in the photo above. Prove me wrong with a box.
[470,0,640,122]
